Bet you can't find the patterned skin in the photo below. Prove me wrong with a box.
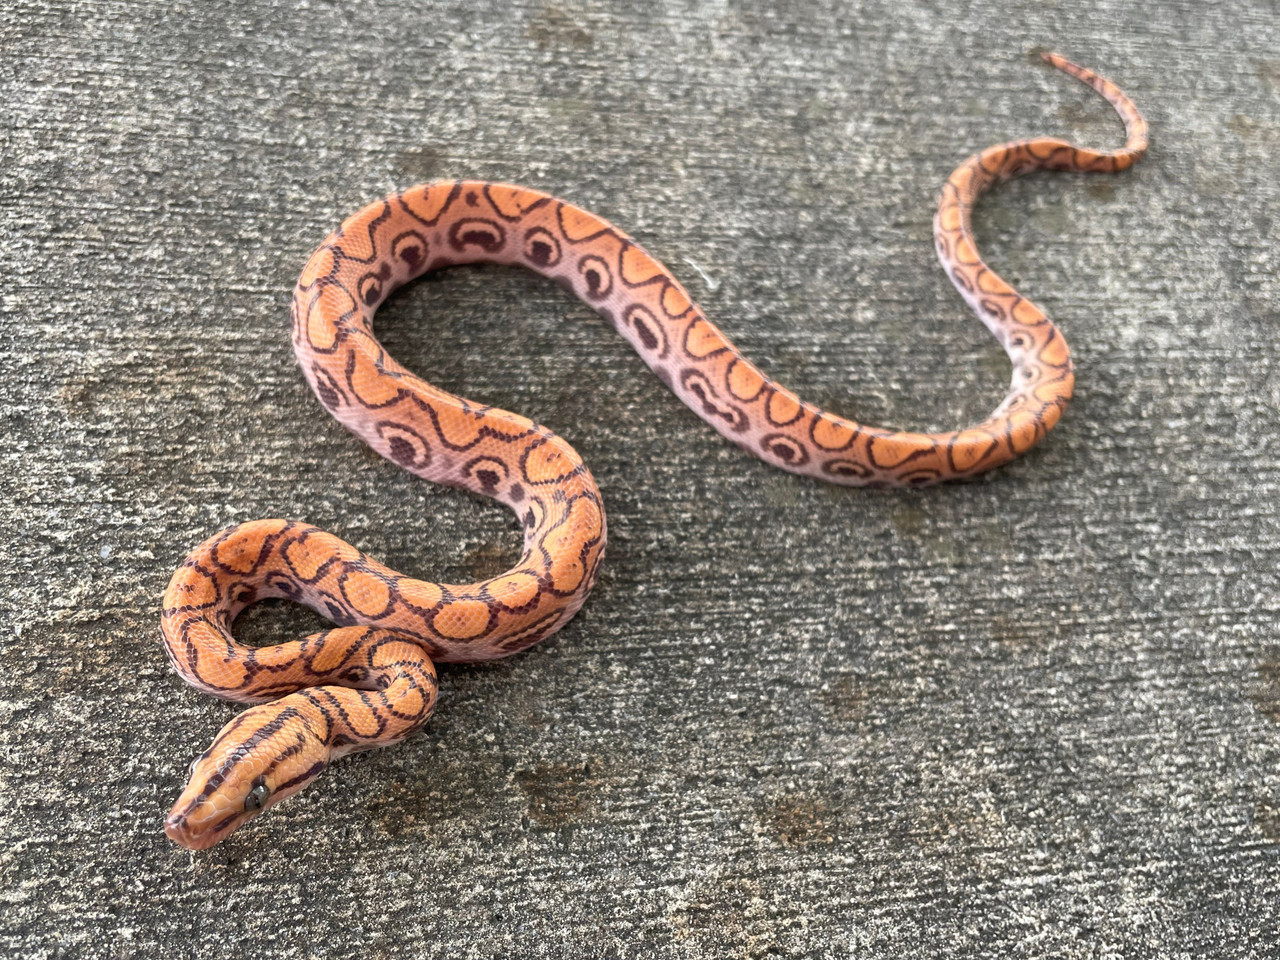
[163,53,1147,849]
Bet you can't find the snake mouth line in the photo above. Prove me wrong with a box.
[164,810,244,851]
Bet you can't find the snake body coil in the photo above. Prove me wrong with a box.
[162,54,1147,849]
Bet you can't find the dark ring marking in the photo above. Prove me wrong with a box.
[523,227,562,267]
[390,230,428,271]
[577,254,613,300]
[624,303,668,358]
[375,420,433,469]
[760,432,810,466]
[679,368,748,433]
[447,218,507,254]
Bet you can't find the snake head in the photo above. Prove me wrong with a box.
[164,699,330,850]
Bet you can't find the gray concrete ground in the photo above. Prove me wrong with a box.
[3,1,1279,957]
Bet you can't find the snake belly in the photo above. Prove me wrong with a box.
[161,53,1147,850]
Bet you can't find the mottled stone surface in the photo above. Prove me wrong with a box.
[2,1,1278,956]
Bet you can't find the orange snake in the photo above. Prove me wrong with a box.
[162,54,1147,849]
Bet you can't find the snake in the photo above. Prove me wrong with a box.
[161,54,1147,850]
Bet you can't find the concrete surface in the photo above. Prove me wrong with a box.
[2,0,1279,957]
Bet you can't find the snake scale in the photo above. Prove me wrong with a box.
[162,54,1147,849]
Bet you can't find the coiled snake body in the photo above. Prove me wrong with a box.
[163,54,1147,849]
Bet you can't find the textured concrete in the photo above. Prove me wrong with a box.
[2,0,1279,956]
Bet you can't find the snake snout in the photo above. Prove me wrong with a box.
[163,799,235,851]
[163,810,209,851]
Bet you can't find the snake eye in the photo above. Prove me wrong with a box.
[244,782,271,812]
